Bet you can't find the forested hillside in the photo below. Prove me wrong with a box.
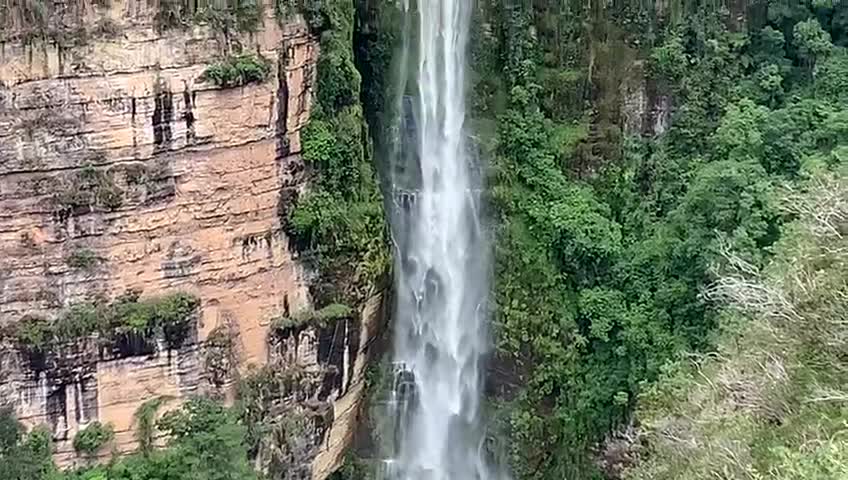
[625,170,848,478]
[463,0,848,478]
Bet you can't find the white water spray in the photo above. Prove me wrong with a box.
[384,1,497,479]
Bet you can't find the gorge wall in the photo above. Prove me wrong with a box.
[0,0,383,476]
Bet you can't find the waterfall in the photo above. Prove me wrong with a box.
[383,1,497,479]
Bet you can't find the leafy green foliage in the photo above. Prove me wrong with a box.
[0,409,55,480]
[54,165,123,218]
[271,303,352,331]
[794,18,833,70]
[12,316,53,350]
[55,398,256,480]
[353,0,403,156]
[156,0,262,33]
[284,0,388,302]
[0,399,258,480]
[133,396,171,456]
[73,422,114,455]
[815,48,848,102]
[624,172,848,480]
[300,114,365,195]
[147,398,254,480]
[477,3,847,478]
[0,407,22,452]
[202,54,271,88]
[9,292,199,352]
[65,249,102,271]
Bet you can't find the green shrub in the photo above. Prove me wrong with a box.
[816,48,848,103]
[54,303,100,343]
[624,173,848,480]
[66,249,101,270]
[202,54,271,88]
[0,410,55,480]
[73,422,114,455]
[287,186,389,297]
[282,0,389,304]
[105,292,199,347]
[153,293,200,347]
[538,67,587,121]
[152,398,256,480]
[156,0,262,33]
[0,407,22,452]
[10,292,199,351]
[54,165,123,217]
[13,316,53,351]
[133,396,172,456]
[197,0,263,33]
[271,303,352,331]
[316,49,361,111]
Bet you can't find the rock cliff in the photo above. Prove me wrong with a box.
[0,0,382,476]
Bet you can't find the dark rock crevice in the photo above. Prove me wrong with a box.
[152,83,174,151]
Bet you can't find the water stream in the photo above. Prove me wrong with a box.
[383,1,496,479]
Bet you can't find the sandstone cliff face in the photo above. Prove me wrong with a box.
[0,1,380,476]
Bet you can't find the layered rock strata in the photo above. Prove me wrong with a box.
[0,1,381,476]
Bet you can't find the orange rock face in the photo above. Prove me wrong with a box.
[0,1,383,477]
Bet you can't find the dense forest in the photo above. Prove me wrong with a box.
[467,0,847,478]
[470,0,847,478]
[2,0,847,479]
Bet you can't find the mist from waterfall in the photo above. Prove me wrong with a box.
[382,1,498,479]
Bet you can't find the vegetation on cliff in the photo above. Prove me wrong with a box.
[65,249,102,271]
[270,303,353,331]
[0,378,328,480]
[2,292,199,354]
[156,0,264,34]
[283,0,390,303]
[202,53,272,87]
[0,408,53,480]
[73,422,115,456]
[54,166,124,219]
[2,1,376,479]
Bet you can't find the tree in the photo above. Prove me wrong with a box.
[155,398,256,480]
[623,171,848,480]
[794,18,833,74]
[0,410,55,480]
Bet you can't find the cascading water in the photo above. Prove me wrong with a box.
[382,1,498,479]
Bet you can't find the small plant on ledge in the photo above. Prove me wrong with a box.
[270,303,353,331]
[156,0,263,33]
[54,165,124,219]
[202,53,271,88]
[66,248,102,270]
[5,292,200,354]
[73,421,114,455]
